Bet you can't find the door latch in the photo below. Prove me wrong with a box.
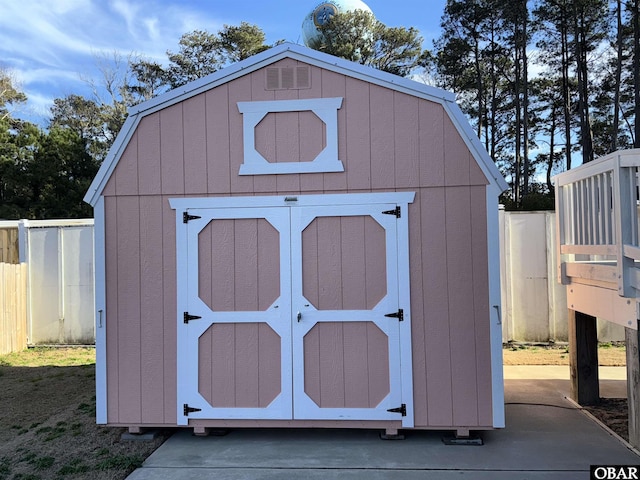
[297,311,302,322]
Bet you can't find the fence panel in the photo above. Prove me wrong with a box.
[0,263,28,355]
[21,220,95,345]
[500,209,624,343]
[0,223,19,264]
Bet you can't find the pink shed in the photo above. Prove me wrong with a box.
[85,43,509,438]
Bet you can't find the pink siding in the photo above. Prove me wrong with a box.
[345,78,371,191]
[102,58,496,429]
[303,322,389,408]
[183,95,208,194]
[205,86,232,194]
[199,218,279,312]
[369,85,396,190]
[137,114,161,195]
[115,196,141,423]
[199,323,281,408]
[113,133,139,196]
[139,196,165,422]
[304,322,389,408]
[160,104,185,195]
[302,216,386,311]
[394,92,420,189]
[417,188,454,427]
[470,186,493,426]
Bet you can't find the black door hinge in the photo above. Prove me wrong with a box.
[183,404,202,416]
[183,312,202,324]
[183,212,201,223]
[385,309,404,322]
[387,404,406,416]
[382,206,401,218]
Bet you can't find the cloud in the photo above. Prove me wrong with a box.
[0,0,231,124]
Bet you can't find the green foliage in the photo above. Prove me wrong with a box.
[57,458,90,475]
[95,454,144,471]
[164,23,272,88]
[434,0,637,207]
[218,22,271,63]
[309,10,426,77]
[166,29,223,87]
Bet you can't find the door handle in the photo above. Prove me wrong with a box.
[297,311,302,322]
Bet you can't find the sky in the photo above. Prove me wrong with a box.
[0,0,447,126]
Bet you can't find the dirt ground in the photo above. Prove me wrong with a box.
[0,348,169,480]
[0,344,630,479]
[503,342,626,366]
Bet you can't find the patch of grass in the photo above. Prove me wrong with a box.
[30,456,54,471]
[96,454,144,471]
[0,347,95,368]
[77,402,94,416]
[35,425,67,442]
[13,474,41,480]
[19,453,36,463]
[0,458,11,478]
[70,422,83,437]
[57,459,90,476]
[95,448,110,457]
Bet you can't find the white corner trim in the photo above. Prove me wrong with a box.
[94,197,108,424]
[487,188,505,428]
[237,97,344,175]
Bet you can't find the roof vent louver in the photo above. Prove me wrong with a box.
[265,66,311,90]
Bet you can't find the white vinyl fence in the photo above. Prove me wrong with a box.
[19,219,95,345]
[499,209,624,343]
[5,212,623,346]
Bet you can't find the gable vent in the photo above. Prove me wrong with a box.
[265,66,311,90]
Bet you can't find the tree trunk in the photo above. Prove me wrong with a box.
[634,0,640,148]
[612,0,623,153]
[522,0,530,198]
[561,10,572,171]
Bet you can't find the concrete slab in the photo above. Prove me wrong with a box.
[126,368,638,480]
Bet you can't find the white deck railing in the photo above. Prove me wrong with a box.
[554,149,640,299]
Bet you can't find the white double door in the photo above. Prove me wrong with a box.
[173,194,413,426]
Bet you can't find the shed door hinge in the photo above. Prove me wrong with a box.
[183,312,202,324]
[183,212,201,223]
[183,404,202,416]
[384,309,404,322]
[387,404,406,416]
[382,206,401,218]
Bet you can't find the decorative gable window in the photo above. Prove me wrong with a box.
[237,97,344,175]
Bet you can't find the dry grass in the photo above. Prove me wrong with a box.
[503,343,626,366]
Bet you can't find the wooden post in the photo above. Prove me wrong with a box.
[568,309,599,405]
[626,326,640,449]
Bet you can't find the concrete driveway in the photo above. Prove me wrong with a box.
[127,366,638,479]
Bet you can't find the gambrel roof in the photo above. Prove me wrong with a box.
[84,42,508,206]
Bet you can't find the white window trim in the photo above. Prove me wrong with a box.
[237,97,344,175]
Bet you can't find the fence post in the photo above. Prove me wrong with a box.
[613,157,636,298]
[568,309,600,405]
